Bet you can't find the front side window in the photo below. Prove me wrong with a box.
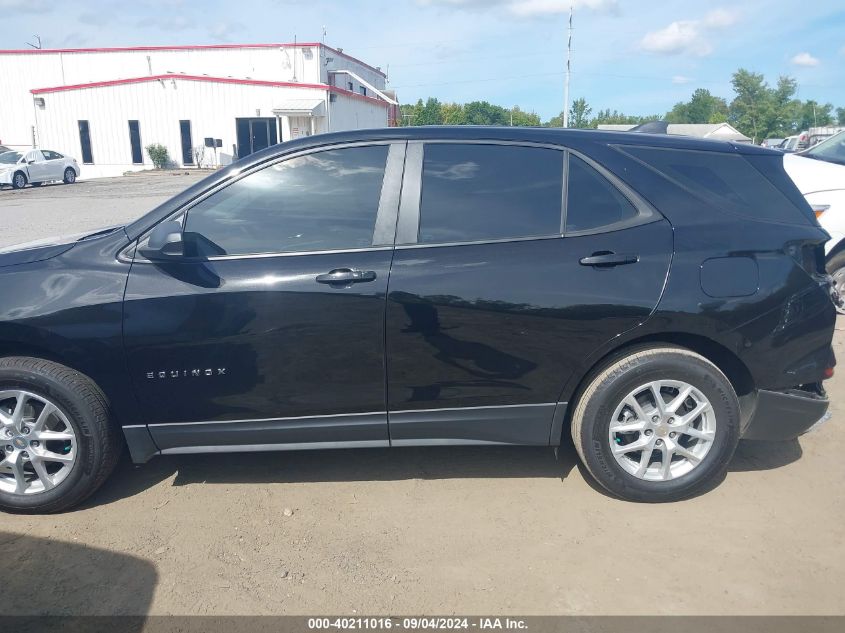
[42,150,63,160]
[183,145,389,257]
[566,155,639,232]
[418,144,563,244]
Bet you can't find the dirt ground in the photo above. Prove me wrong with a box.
[1,174,844,616]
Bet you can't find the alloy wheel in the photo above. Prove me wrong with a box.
[0,390,77,495]
[13,174,25,188]
[609,380,716,482]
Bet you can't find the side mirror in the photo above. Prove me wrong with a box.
[138,221,184,260]
[27,159,36,164]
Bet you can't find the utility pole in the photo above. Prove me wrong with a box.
[563,6,572,128]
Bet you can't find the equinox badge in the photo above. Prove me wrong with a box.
[146,368,227,379]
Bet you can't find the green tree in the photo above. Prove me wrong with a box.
[508,105,541,126]
[794,100,834,130]
[440,102,467,125]
[837,107,845,126]
[666,89,728,124]
[412,97,443,126]
[463,101,509,126]
[567,97,592,128]
[728,69,772,142]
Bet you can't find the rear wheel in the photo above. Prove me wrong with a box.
[63,168,76,184]
[826,251,845,314]
[0,358,121,513]
[12,171,26,189]
[571,345,740,502]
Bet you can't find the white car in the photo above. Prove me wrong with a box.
[782,132,845,308]
[0,149,80,189]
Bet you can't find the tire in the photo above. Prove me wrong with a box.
[571,345,740,502]
[31,182,43,187]
[63,168,76,184]
[0,357,122,513]
[11,171,26,189]
[826,251,845,314]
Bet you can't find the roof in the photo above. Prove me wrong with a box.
[667,123,750,142]
[0,42,386,78]
[273,99,327,117]
[29,74,390,108]
[598,122,751,142]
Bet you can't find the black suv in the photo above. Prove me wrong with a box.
[0,127,836,512]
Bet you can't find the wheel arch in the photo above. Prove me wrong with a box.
[561,331,756,443]
[0,342,123,427]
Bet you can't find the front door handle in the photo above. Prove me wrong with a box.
[579,252,639,267]
[316,268,377,285]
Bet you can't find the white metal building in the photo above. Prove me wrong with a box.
[0,43,399,178]
[597,123,751,143]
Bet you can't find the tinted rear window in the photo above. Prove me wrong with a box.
[566,155,639,232]
[419,144,563,244]
[620,146,807,224]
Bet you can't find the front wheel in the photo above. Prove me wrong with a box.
[11,171,26,189]
[0,358,122,513]
[571,346,740,502]
[63,168,77,184]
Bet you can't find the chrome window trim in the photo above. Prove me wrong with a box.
[131,140,403,264]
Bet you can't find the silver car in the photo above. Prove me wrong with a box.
[0,149,80,189]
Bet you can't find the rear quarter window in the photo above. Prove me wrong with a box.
[618,145,807,225]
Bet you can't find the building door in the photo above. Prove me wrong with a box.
[235,118,279,158]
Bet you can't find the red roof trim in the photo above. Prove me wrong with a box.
[29,74,390,108]
[0,42,387,78]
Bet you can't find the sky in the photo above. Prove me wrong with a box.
[0,0,843,121]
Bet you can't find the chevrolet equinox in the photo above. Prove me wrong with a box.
[0,127,836,512]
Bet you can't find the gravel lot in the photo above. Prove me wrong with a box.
[1,173,843,616]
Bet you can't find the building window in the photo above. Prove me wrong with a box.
[180,120,194,165]
[347,81,354,91]
[128,120,143,164]
[78,120,93,164]
[359,86,367,96]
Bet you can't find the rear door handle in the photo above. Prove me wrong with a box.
[316,268,377,284]
[579,252,639,267]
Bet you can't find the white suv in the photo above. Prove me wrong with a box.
[783,131,845,309]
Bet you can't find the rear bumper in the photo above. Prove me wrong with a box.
[742,384,831,441]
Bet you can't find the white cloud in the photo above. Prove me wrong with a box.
[791,51,820,67]
[672,75,692,84]
[640,8,740,57]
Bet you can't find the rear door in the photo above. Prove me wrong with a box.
[123,142,405,453]
[24,151,50,183]
[384,141,672,445]
[41,150,66,180]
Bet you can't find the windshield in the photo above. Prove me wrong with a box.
[803,131,845,166]
[0,152,22,164]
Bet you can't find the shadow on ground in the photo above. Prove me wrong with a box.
[0,531,156,624]
[83,435,804,509]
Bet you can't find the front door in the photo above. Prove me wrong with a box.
[385,142,672,445]
[123,142,405,452]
